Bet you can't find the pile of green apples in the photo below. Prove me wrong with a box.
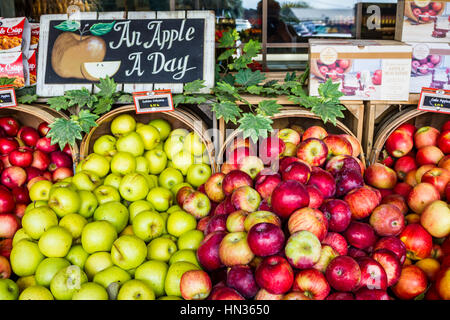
[1,114,214,300]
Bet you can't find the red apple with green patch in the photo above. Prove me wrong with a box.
[205,172,226,203]
[323,135,353,157]
[421,167,450,196]
[385,129,413,158]
[231,186,261,213]
[239,156,264,179]
[399,224,433,260]
[416,146,444,166]
[296,138,328,167]
[313,245,339,273]
[278,128,301,145]
[414,126,440,149]
[180,270,212,300]
[285,230,322,269]
[364,163,397,189]
[292,268,330,300]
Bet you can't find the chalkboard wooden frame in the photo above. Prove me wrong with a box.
[36,10,215,97]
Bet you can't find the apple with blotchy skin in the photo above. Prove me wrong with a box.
[254,169,281,200]
[196,231,226,271]
[322,232,348,256]
[325,155,362,176]
[292,268,330,300]
[226,265,259,299]
[415,165,436,184]
[416,146,444,166]
[204,214,227,235]
[421,167,450,197]
[222,170,253,196]
[305,185,324,209]
[247,222,285,257]
[344,186,381,220]
[323,135,353,157]
[287,207,328,241]
[0,213,20,238]
[369,204,405,237]
[254,288,284,300]
[325,256,361,292]
[394,156,417,180]
[302,126,328,141]
[385,129,413,158]
[180,270,212,300]
[372,249,402,287]
[244,211,281,231]
[420,200,450,238]
[414,126,440,149]
[340,134,361,158]
[392,265,428,300]
[239,156,264,179]
[312,245,339,273]
[407,182,440,214]
[219,232,254,267]
[296,138,328,167]
[1,166,27,189]
[255,255,294,295]
[230,186,261,213]
[365,163,397,190]
[399,224,433,260]
[213,196,235,216]
[374,236,406,265]
[205,173,226,203]
[285,231,322,269]
[335,169,364,197]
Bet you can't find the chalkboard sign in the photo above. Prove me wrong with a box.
[0,87,17,108]
[133,90,174,114]
[37,11,215,97]
[418,88,450,114]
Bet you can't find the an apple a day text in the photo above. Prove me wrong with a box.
[109,20,197,81]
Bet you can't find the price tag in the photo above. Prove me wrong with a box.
[418,88,450,114]
[132,90,174,114]
[0,86,17,108]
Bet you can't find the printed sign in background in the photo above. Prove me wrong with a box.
[133,90,174,114]
[0,87,17,108]
[418,88,450,114]
[37,11,215,97]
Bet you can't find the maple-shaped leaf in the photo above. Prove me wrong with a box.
[310,101,346,126]
[66,87,98,108]
[218,29,238,48]
[184,79,206,94]
[243,40,262,59]
[218,49,236,61]
[47,118,83,150]
[318,78,344,101]
[246,85,263,95]
[117,93,133,103]
[257,100,281,117]
[284,72,297,82]
[211,101,241,124]
[230,55,253,70]
[264,80,278,87]
[17,94,38,104]
[173,94,186,107]
[77,110,99,133]
[48,96,71,111]
[235,69,266,87]
[184,96,207,104]
[222,74,235,86]
[0,77,16,86]
[95,77,118,98]
[215,81,237,95]
[238,113,273,143]
[93,96,114,115]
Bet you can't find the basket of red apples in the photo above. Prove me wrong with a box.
[0,105,77,280]
[405,1,445,23]
[311,59,352,82]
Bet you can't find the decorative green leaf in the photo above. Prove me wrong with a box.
[47,118,83,150]
[284,72,297,82]
[257,100,281,117]
[117,93,133,103]
[172,95,186,107]
[66,88,98,108]
[318,78,344,101]
[95,77,117,98]
[218,49,236,61]
[310,101,346,125]
[243,40,262,59]
[93,96,114,115]
[238,113,273,144]
[264,80,278,87]
[211,101,241,124]
[246,85,263,95]
[0,77,16,86]
[184,80,206,94]
[17,94,38,104]
[48,96,71,111]
[89,21,116,36]
[235,69,266,87]
[77,110,99,133]
[222,74,235,86]
[215,81,237,95]
[230,55,253,70]
[184,96,207,105]
[218,29,238,48]
[54,20,81,32]
[299,64,310,86]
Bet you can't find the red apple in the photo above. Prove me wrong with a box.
[247,222,285,257]
[258,136,285,165]
[8,147,33,168]
[394,156,417,180]
[208,286,245,300]
[11,186,30,204]
[393,182,412,198]
[438,130,450,154]
[197,231,227,271]
[0,186,15,213]
[435,267,450,300]
[230,186,261,212]
[442,120,450,132]
[278,156,303,173]
[372,249,402,287]
[244,210,282,231]
[340,134,361,158]
[420,200,450,238]
[302,126,328,141]
[0,137,19,155]
[392,265,428,300]
[397,123,417,137]
[226,265,258,299]
[416,146,444,166]
[356,256,388,291]
[325,256,361,292]
[325,155,362,176]
[381,194,408,215]
[323,135,353,157]
[222,170,253,196]
[221,162,239,175]
[14,203,26,219]
[355,288,390,300]
[344,222,376,250]
[364,163,397,189]
[369,204,405,237]
[320,199,351,232]
[399,224,433,260]
[36,137,58,153]
[254,288,283,300]
[292,269,330,300]
[213,196,235,216]
[197,216,210,232]
[255,255,294,295]
[348,247,368,259]
[0,213,20,238]
[226,146,255,166]
[344,185,381,220]
[176,186,194,206]
[18,127,40,147]
[326,292,354,300]
[322,232,348,256]
[335,169,364,197]
[414,126,440,149]
[25,167,43,182]
[205,214,228,235]
[296,138,329,167]
[381,151,395,168]
[52,167,73,182]
[254,169,281,201]
[0,117,19,137]
[1,166,27,189]
[180,270,212,300]
[48,151,73,171]
[307,168,336,198]
[271,180,309,219]
[385,129,413,158]
[288,207,328,241]
[37,122,50,137]
[421,167,450,196]
[407,182,440,213]
[416,164,436,184]
[374,236,406,265]
[305,185,324,209]
[281,161,310,184]
[31,150,50,171]
[205,173,226,203]
[0,239,12,258]
[0,256,11,279]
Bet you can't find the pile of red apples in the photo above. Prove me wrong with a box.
[0,116,74,279]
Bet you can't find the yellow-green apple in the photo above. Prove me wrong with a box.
[323,135,353,157]
[94,201,129,233]
[416,146,444,166]
[226,210,248,232]
[19,285,54,300]
[38,226,72,258]
[72,282,109,300]
[71,171,101,191]
[196,231,226,271]
[180,270,212,300]
[93,265,131,289]
[325,255,361,292]
[230,186,260,213]
[135,156,150,174]
[118,173,149,202]
[285,230,321,268]
[407,182,440,213]
[177,229,204,250]
[369,204,405,237]
[414,126,440,149]
[59,213,87,239]
[103,173,122,189]
[110,114,136,137]
[205,173,226,203]
[128,200,154,223]
[184,132,205,156]
[281,161,310,184]
[65,245,89,269]
[136,124,160,150]
[10,240,44,276]
[293,268,330,300]
[302,126,328,141]
[158,167,183,190]
[21,206,58,239]
[399,224,433,260]
[254,169,281,200]
[255,255,293,294]
[186,163,211,188]
[421,167,450,196]
[132,210,165,242]
[183,191,211,219]
[166,210,196,237]
[144,149,168,175]
[222,170,253,196]
[168,248,200,267]
[344,185,381,220]
[49,265,88,300]
[271,180,309,219]
[219,232,254,267]
[420,200,450,238]
[12,228,32,246]
[84,252,113,280]
[164,261,199,297]
[312,245,339,273]
[244,210,281,231]
[290,124,305,136]
[147,237,177,262]
[81,220,117,254]
[149,119,171,140]
[134,260,168,297]
[288,207,328,241]
[283,142,297,157]
[307,168,336,198]
[226,265,258,298]
[116,132,144,157]
[164,134,186,160]
[344,222,376,250]
[93,135,117,157]
[78,190,98,219]
[111,235,147,270]
[0,279,19,300]
[28,180,51,202]
[117,279,155,300]
[385,129,413,158]
[247,222,285,256]
[239,156,264,180]
[110,151,136,175]
[147,187,173,212]
[278,128,301,145]
[258,136,285,165]
[296,138,328,167]
[340,134,361,157]
[93,185,120,206]
[392,265,427,300]
[171,150,194,175]
[35,257,70,287]
[81,153,110,178]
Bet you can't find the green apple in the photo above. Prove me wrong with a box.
[158,167,184,190]
[135,156,150,174]
[94,201,129,233]
[81,153,110,178]
[65,245,89,269]
[21,206,58,239]
[117,279,155,300]
[186,163,211,188]
[158,295,183,300]
[132,211,165,242]
[167,205,182,214]
[75,160,84,173]
[111,114,136,137]
[93,185,121,205]
[59,214,87,239]
[116,132,145,157]
[19,285,53,300]
[169,128,189,139]
[136,124,161,150]
[120,225,134,236]
[81,221,118,254]
[160,211,169,234]
[167,161,173,168]
[72,170,102,191]
[16,275,36,293]
[38,226,73,258]
[164,134,186,160]
[168,249,200,267]
[93,135,117,157]
[10,240,44,276]
[160,233,177,242]
[149,119,172,141]
[164,261,199,297]
[48,187,81,218]
[184,132,206,156]
[147,187,173,212]
[72,282,109,300]
[93,265,131,288]
[166,210,197,237]
[35,257,70,287]
[154,141,164,151]
[111,235,147,270]
[135,260,168,298]
[111,152,136,175]
[177,230,204,250]
[78,190,98,219]
[104,173,123,189]
[172,150,194,175]
[145,149,167,175]
[29,180,53,201]
[0,279,19,300]
[148,174,159,187]
[49,181,77,194]
[119,173,149,202]
[84,252,113,280]
[12,228,32,246]
[50,265,88,300]
[129,200,154,223]
[147,237,177,262]
[24,200,48,214]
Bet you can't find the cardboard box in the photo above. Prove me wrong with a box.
[396,0,450,42]
[409,42,450,92]
[309,39,412,101]
[0,17,30,53]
